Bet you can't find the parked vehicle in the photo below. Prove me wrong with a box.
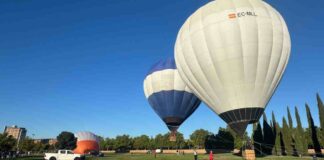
[88,151,104,157]
[44,150,84,160]
[155,149,162,153]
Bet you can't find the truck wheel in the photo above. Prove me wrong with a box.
[49,157,56,160]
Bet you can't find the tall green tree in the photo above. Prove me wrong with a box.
[262,113,275,155]
[154,134,165,149]
[216,128,234,150]
[105,138,115,150]
[205,128,234,151]
[133,135,150,150]
[253,122,264,156]
[275,122,282,155]
[306,104,322,156]
[287,107,293,129]
[114,135,133,152]
[148,137,155,149]
[190,129,211,149]
[304,128,312,149]
[0,133,17,152]
[287,107,297,155]
[294,106,308,156]
[98,136,107,150]
[56,131,76,150]
[317,93,324,147]
[185,139,194,149]
[282,117,292,155]
[204,134,216,150]
[272,112,281,155]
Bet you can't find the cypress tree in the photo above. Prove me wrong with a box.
[282,117,292,155]
[289,106,299,155]
[304,128,312,149]
[275,122,282,155]
[287,107,293,129]
[294,106,308,156]
[316,93,324,147]
[272,112,280,155]
[262,113,274,155]
[287,106,297,155]
[279,130,286,155]
[263,112,268,122]
[306,103,322,156]
[317,94,324,128]
[253,122,264,156]
[272,112,277,129]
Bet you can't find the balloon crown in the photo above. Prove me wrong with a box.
[146,58,176,76]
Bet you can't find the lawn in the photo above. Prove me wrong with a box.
[11,153,324,160]
[84,153,324,160]
[12,156,44,160]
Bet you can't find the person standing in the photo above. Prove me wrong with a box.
[193,150,198,160]
[209,150,213,160]
[153,150,156,158]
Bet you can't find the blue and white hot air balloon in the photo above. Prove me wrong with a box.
[143,58,201,141]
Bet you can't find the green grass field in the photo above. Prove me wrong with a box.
[11,153,324,160]
[13,156,43,160]
[83,153,324,160]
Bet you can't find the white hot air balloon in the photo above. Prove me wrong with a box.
[175,0,291,135]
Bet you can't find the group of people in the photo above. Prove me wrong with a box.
[176,150,186,156]
[148,149,214,160]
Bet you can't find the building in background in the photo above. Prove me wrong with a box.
[4,125,27,144]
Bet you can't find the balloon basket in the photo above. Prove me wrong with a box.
[242,140,255,160]
[242,149,255,160]
[169,131,176,142]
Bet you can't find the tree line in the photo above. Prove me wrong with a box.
[98,128,236,153]
[0,132,75,154]
[252,94,324,157]
[1,94,323,158]
[97,93,324,157]
[0,136,59,154]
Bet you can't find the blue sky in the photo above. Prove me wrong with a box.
[0,0,323,139]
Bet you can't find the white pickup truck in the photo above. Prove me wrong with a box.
[44,150,84,160]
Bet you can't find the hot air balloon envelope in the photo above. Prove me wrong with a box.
[175,0,291,136]
[144,58,201,141]
[74,132,100,154]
